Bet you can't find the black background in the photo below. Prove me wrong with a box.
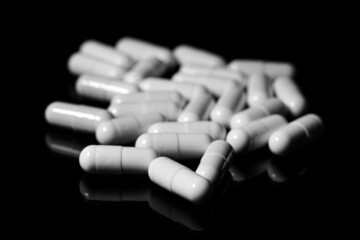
[2,2,357,238]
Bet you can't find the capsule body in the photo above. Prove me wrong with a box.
[247,73,272,106]
[210,81,246,127]
[80,40,134,69]
[230,98,287,129]
[177,88,214,122]
[173,44,225,67]
[148,157,212,204]
[148,121,227,140]
[111,91,186,107]
[226,115,287,154]
[135,133,212,160]
[273,76,307,118]
[45,101,112,133]
[96,113,165,144]
[195,140,234,185]
[124,57,167,84]
[139,77,203,100]
[108,101,181,120]
[68,53,125,79]
[116,37,176,67]
[76,74,138,101]
[80,145,158,174]
[269,114,324,156]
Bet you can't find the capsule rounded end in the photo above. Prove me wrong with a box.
[135,134,153,149]
[185,176,213,205]
[268,130,291,156]
[230,113,252,129]
[226,129,250,154]
[177,112,200,122]
[79,145,97,173]
[210,107,232,127]
[96,121,118,144]
[209,122,227,140]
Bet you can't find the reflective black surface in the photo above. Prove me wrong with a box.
[4,3,356,238]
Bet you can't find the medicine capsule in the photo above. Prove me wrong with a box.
[269,113,324,156]
[173,44,226,67]
[148,121,227,140]
[80,40,134,70]
[210,81,246,128]
[108,101,181,121]
[96,113,165,145]
[273,76,307,118]
[148,157,212,204]
[75,74,139,101]
[227,60,264,77]
[230,98,287,129]
[139,77,205,100]
[135,133,212,160]
[45,101,112,133]
[116,37,177,67]
[195,140,234,185]
[226,115,287,154]
[247,73,272,107]
[172,73,237,97]
[68,53,125,79]
[264,62,295,79]
[111,91,186,108]
[179,64,246,84]
[124,57,167,84]
[177,87,214,122]
[80,145,158,174]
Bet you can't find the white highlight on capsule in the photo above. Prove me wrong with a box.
[269,113,324,156]
[45,101,112,133]
[177,87,214,122]
[148,121,227,140]
[107,101,181,121]
[195,140,234,185]
[273,76,307,118]
[68,53,126,79]
[227,60,295,79]
[80,40,134,70]
[247,73,273,106]
[173,44,226,67]
[135,133,212,160]
[148,157,212,204]
[124,57,167,84]
[139,77,205,100]
[116,37,177,67]
[210,81,246,128]
[75,74,138,101]
[96,113,165,145]
[230,98,287,129]
[226,115,287,154]
[111,91,186,108]
[79,145,158,174]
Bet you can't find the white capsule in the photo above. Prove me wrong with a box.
[111,91,186,108]
[139,77,205,100]
[108,101,181,121]
[195,140,234,185]
[116,37,176,67]
[172,73,238,97]
[173,44,225,67]
[264,62,295,79]
[210,81,246,128]
[68,53,125,79]
[230,98,287,129]
[96,113,165,145]
[269,114,324,156]
[177,87,214,122]
[80,40,134,69]
[79,145,158,175]
[227,60,264,77]
[179,64,246,84]
[247,73,272,106]
[148,157,212,204]
[75,74,139,101]
[45,101,112,133]
[136,132,212,160]
[273,76,307,118]
[148,121,227,140]
[226,115,287,154]
[124,57,167,84]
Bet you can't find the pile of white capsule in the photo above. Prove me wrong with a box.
[45,37,325,204]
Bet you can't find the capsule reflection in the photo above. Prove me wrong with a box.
[267,155,308,183]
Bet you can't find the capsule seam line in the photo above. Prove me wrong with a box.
[169,167,187,193]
